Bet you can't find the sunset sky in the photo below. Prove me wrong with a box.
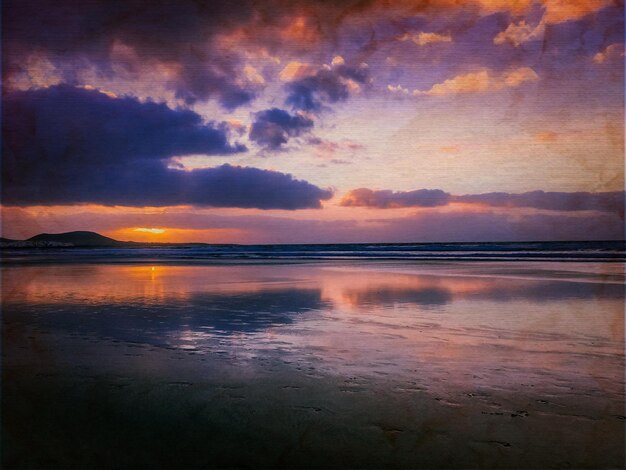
[2,0,624,243]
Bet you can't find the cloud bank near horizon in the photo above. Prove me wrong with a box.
[341,188,625,215]
[2,205,623,243]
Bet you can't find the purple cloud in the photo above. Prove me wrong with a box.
[3,0,265,108]
[2,85,332,208]
[455,190,625,214]
[285,63,371,112]
[341,188,624,215]
[249,108,314,150]
[341,188,451,208]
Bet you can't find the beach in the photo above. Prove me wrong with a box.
[2,259,624,468]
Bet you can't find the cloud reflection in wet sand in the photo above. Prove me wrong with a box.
[2,262,624,468]
[3,263,623,355]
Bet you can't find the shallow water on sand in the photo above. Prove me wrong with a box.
[2,261,624,468]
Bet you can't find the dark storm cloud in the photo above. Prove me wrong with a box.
[341,188,451,208]
[2,0,263,107]
[249,108,314,150]
[341,188,625,215]
[1,85,332,208]
[3,0,385,108]
[285,63,371,112]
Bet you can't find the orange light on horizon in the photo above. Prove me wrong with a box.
[107,227,246,243]
[134,227,166,234]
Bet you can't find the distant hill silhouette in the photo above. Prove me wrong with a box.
[28,231,124,246]
[0,231,221,248]
[1,231,125,248]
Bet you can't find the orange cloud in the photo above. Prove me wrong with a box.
[493,20,545,46]
[414,67,539,96]
[540,0,612,24]
[80,85,118,98]
[439,145,461,154]
[472,0,533,13]
[370,0,533,17]
[379,0,610,23]
[415,70,491,96]
[398,31,452,45]
[493,0,613,47]
[535,131,559,142]
[503,67,540,87]
[465,0,611,23]
[593,43,625,64]
[492,1,612,48]
[242,65,265,85]
[211,14,322,64]
[282,16,320,43]
[5,52,62,91]
[279,61,319,81]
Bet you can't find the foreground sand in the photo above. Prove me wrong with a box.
[2,261,624,468]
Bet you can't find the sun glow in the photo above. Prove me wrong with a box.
[134,228,166,234]
[108,227,245,243]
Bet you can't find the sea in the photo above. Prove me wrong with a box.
[2,240,624,263]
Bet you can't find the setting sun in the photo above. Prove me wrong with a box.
[107,227,243,243]
[133,228,166,234]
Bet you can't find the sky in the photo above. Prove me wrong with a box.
[2,0,624,243]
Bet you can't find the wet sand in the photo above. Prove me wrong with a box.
[2,262,625,468]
